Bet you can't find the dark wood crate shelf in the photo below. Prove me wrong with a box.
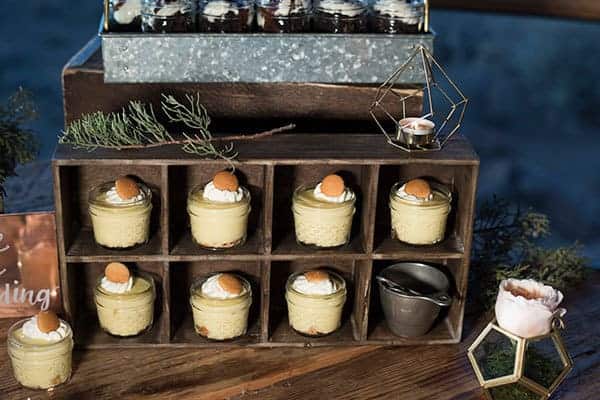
[372,235,465,260]
[67,227,164,259]
[52,133,478,348]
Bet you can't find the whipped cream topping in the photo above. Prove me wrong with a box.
[22,316,70,343]
[101,276,134,294]
[313,183,355,203]
[373,0,424,21]
[273,0,311,15]
[114,0,142,24]
[203,181,245,203]
[155,2,193,17]
[203,0,239,18]
[292,274,338,295]
[396,183,433,202]
[105,185,146,205]
[201,274,246,299]
[317,0,366,16]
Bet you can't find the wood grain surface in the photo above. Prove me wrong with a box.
[1,271,598,400]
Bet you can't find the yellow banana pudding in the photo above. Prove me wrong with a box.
[389,178,452,245]
[7,311,73,389]
[88,176,153,249]
[292,174,356,248]
[190,273,252,340]
[187,171,251,249]
[286,269,347,336]
[94,262,156,337]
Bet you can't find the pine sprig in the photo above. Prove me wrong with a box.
[59,93,234,162]
[470,197,587,311]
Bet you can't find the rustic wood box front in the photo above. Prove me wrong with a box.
[53,133,478,348]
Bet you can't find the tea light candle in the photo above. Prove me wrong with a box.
[399,117,435,136]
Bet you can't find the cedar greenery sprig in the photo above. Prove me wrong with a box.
[469,196,587,311]
[59,93,238,165]
[0,88,39,198]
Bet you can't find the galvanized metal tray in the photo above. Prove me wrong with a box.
[101,30,434,84]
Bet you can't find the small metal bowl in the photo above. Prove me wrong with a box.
[377,262,451,337]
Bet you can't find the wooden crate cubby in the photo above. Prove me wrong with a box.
[52,133,478,348]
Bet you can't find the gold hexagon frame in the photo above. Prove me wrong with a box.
[468,320,573,400]
[370,45,468,152]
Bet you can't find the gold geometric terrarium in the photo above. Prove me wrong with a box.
[468,320,573,400]
[370,45,468,152]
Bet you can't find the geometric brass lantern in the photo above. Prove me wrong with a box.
[370,45,468,152]
[467,319,573,400]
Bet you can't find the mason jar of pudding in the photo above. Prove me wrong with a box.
[190,273,252,341]
[313,0,368,33]
[7,312,73,390]
[371,0,425,34]
[141,0,197,33]
[198,0,254,32]
[94,262,156,337]
[108,0,143,31]
[257,0,311,33]
[88,176,153,249]
[187,171,251,250]
[286,270,347,336]
[292,174,356,248]
[389,178,452,245]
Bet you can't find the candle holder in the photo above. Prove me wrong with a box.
[370,45,468,152]
[467,318,573,400]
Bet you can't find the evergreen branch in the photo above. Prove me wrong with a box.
[0,88,39,197]
[469,197,587,311]
[59,93,295,160]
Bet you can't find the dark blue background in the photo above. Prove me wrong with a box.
[1,1,599,266]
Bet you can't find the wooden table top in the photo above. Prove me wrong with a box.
[1,272,598,400]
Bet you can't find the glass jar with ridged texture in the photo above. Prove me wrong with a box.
[313,0,368,33]
[141,0,197,32]
[371,0,425,34]
[256,0,311,32]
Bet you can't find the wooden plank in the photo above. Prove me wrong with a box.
[432,0,600,21]
[53,134,479,165]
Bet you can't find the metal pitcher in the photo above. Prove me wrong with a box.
[377,262,452,338]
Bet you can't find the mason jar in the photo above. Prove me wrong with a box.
[108,0,143,31]
[189,274,252,340]
[371,0,425,34]
[313,0,368,33]
[141,0,197,32]
[187,184,251,250]
[292,184,356,248]
[198,0,255,32]
[88,181,153,249]
[94,271,156,337]
[256,0,311,33]
[285,271,347,336]
[389,181,452,245]
[7,318,73,390]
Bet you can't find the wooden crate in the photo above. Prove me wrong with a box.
[52,133,478,348]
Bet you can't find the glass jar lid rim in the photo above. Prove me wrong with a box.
[190,272,252,298]
[286,270,347,297]
[95,272,155,297]
[7,317,73,349]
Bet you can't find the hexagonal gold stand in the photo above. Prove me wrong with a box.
[467,320,573,400]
